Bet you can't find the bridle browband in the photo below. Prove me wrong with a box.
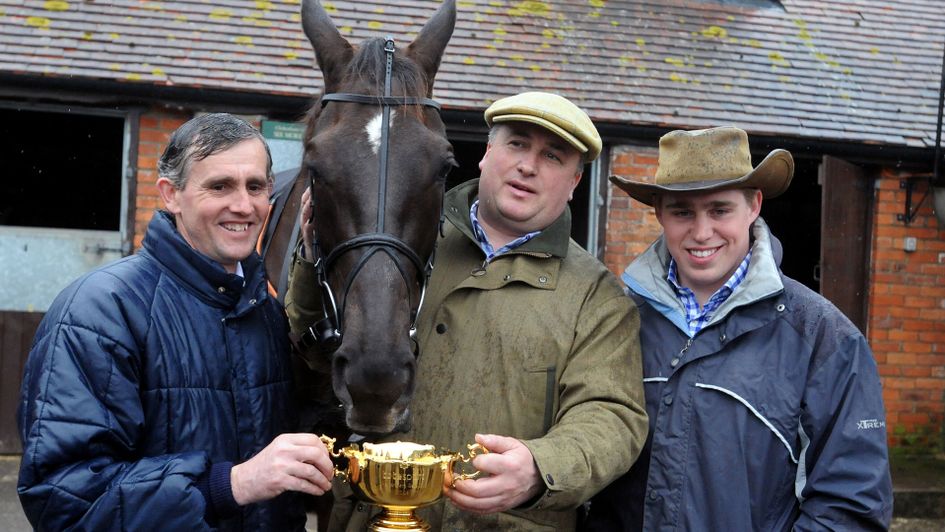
[300,37,443,357]
[320,93,440,110]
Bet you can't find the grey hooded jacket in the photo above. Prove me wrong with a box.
[584,218,892,531]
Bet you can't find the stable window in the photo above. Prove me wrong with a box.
[0,105,130,313]
[1,107,124,230]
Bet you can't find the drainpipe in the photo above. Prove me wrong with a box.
[933,40,945,227]
[934,39,945,186]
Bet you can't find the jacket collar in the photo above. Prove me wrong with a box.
[623,217,784,334]
[444,179,572,258]
[141,210,269,311]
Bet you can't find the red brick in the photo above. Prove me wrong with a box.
[901,366,932,378]
[139,128,172,144]
[901,412,931,425]
[883,377,914,389]
[878,365,901,377]
[889,330,919,341]
[882,388,902,402]
[887,352,919,366]
[916,378,945,390]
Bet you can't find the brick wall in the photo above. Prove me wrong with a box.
[871,170,945,452]
[603,144,663,277]
[134,110,190,249]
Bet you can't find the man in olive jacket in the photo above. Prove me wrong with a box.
[285,91,648,530]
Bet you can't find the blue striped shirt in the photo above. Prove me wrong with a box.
[469,200,540,261]
[668,249,752,336]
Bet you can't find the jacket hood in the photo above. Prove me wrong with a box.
[623,217,784,335]
[444,179,572,258]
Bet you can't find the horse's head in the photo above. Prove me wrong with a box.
[300,0,456,436]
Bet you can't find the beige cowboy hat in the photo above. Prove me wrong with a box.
[610,126,794,206]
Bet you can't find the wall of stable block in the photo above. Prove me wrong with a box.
[870,170,945,453]
[603,145,945,454]
[134,110,189,249]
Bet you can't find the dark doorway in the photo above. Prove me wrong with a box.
[759,155,821,292]
[448,138,591,248]
[0,107,124,230]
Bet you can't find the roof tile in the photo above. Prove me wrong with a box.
[1,0,943,147]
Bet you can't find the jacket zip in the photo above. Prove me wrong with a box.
[671,338,693,369]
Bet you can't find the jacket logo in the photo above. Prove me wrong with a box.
[856,418,885,430]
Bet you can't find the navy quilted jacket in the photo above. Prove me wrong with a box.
[18,211,306,531]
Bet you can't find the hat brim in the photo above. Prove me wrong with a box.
[491,113,589,156]
[609,149,794,206]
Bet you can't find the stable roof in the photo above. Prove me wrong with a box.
[1,0,943,148]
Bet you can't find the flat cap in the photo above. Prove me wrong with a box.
[485,91,602,161]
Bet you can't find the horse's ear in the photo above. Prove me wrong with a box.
[406,0,456,93]
[301,0,354,93]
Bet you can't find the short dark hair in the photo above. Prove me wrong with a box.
[158,113,273,189]
[654,187,761,209]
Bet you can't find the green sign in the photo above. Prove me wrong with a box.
[261,120,305,141]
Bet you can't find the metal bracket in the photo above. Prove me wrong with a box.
[897,176,932,225]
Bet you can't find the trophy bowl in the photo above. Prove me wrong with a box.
[321,437,486,532]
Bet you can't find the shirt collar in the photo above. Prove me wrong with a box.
[469,200,541,261]
[668,249,753,335]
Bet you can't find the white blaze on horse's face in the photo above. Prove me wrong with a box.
[365,110,396,154]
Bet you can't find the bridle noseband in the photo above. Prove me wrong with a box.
[301,37,443,358]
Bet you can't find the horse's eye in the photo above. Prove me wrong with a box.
[437,159,458,182]
[307,165,320,182]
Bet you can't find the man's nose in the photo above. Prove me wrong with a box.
[230,188,254,214]
[692,213,713,240]
[516,150,539,176]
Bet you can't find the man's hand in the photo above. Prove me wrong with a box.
[444,433,543,514]
[230,433,334,505]
[299,187,315,261]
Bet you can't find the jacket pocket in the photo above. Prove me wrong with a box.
[524,365,557,433]
[693,381,800,463]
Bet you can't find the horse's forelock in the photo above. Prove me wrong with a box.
[347,38,429,100]
[302,37,433,147]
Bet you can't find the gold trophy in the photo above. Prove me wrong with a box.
[320,436,487,532]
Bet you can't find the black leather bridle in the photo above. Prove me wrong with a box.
[300,38,443,357]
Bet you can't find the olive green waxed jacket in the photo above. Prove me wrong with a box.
[285,180,647,531]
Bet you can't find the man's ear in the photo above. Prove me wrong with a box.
[653,196,664,223]
[478,142,493,171]
[568,171,583,200]
[749,189,763,222]
[156,178,181,214]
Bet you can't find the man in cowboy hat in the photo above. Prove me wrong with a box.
[581,126,892,530]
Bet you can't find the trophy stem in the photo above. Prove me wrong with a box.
[369,507,430,532]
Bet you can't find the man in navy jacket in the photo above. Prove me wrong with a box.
[18,113,333,530]
[584,126,892,530]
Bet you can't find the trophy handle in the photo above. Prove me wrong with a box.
[318,434,340,458]
[318,434,354,481]
[451,443,489,484]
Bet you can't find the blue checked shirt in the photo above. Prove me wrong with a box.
[669,249,752,336]
[469,200,540,261]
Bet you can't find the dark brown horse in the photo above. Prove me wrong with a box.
[264,0,456,437]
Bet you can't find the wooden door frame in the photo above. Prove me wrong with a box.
[819,155,874,334]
